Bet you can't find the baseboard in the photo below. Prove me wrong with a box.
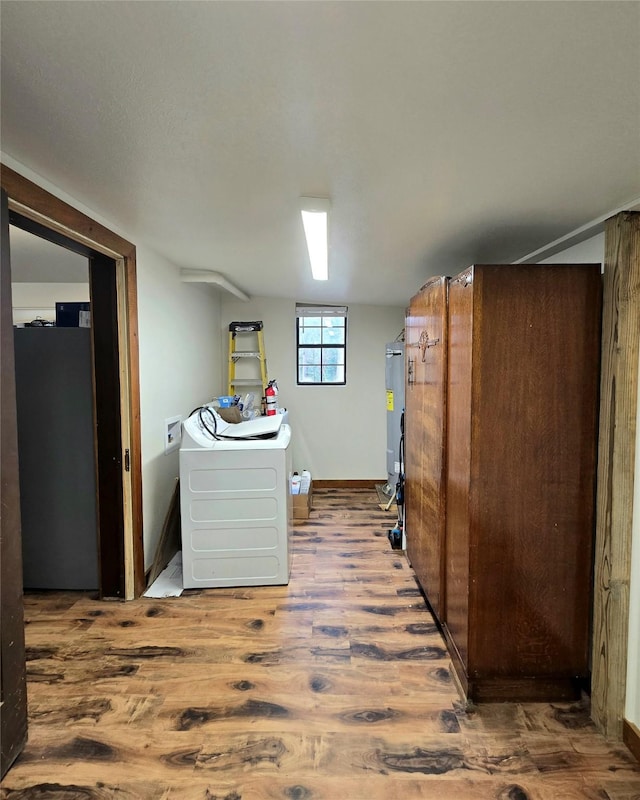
[623,718,640,763]
[312,479,382,489]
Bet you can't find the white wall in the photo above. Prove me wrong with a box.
[538,231,640,730]
[538,232,605,266]
[2,156,226,572]
[221,296,405,479]
[137,247,222,568]
[11,282,89,325]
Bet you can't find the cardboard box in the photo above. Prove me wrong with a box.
[292,480,313,521]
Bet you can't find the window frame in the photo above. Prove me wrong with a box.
[296,304,347,386]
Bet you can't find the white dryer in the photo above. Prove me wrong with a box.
[179,411,292,589]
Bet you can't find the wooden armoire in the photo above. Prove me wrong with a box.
[405,264,602,702]
[405,277,448,620]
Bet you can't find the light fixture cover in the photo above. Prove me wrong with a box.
[300,197,330,281]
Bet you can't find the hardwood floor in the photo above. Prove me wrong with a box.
[2,488,639,799]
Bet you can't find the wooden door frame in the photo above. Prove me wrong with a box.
[1,188,28,777]
[1,164,144,599]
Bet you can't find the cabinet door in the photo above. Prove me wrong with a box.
[404,294,424,586]
[468,264,601,684]
[444,268,473,671]
[405,277,448,618]
[445,263,601,702]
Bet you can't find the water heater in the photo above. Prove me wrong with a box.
[385,342,405,493]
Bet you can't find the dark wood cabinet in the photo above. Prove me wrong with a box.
[405,277,448,619]
[405,263,602,703]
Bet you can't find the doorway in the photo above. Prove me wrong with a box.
[0,166,144,599]
[11,224,98,590]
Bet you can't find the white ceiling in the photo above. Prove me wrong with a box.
[2,1,639,306]
[9,226,89,283]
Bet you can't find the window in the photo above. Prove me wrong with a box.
[296,304,347,385]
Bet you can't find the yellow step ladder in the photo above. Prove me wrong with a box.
[228,321,268,397]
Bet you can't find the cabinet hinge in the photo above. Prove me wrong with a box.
[124,449,130,472]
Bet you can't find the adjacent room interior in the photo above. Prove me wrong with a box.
[1,1,639,795]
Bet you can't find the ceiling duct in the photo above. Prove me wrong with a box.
[180,269,250,301]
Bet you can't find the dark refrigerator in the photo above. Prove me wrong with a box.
[14,326,98,590]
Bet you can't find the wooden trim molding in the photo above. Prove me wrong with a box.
[121,253,144,598]
[1,165,134,259]
[591,211,640,739]
[1,163,144,599]
[623,719,640,763]
[1,188,28,776]
[312,479,383,489]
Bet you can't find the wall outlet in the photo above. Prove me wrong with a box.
[165,415,182,454]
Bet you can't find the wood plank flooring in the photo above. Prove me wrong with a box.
[2,488,639,799]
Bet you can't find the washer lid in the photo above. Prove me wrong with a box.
[181,420,291,451]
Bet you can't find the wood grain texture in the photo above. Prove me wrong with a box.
[444,268,474,668]
[591,212,640,740]
[405,277,448,619]
[90,253,126,599]
[445,264,602,701]
[404,284,426,597]
[147,480,181,587]
[624,720,640,765]
[0,165,134,259]
[116,252,144,599]
[312,480,380,488]
[1,489,639,798]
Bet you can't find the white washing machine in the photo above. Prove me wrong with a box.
[179,410,293,589]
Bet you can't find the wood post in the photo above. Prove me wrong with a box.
[591,211,640,739]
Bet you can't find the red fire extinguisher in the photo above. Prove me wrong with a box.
[265,379,278,416]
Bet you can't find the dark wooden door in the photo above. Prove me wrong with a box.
[404,277,449,618]
[444,264,602,702]
[90,254,125,598]
[0,188,28,777]
[443,268,473,674]
[405,289,426,592]
[417,277,448,619]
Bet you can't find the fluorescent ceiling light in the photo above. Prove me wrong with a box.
[300,197,330,281]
